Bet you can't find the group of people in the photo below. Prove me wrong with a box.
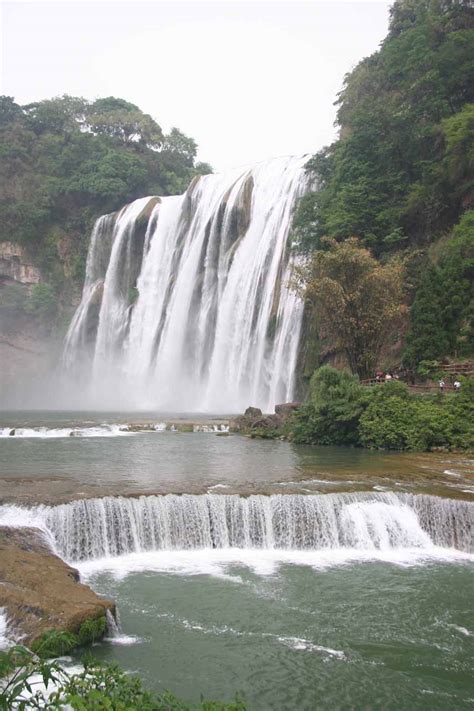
[375,371,400,383]
[438,379,462,392]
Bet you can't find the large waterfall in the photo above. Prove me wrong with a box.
[3,493,471,562]
[63,156,310,412]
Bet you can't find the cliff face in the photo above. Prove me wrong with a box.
[0,242,42,285]
[0,241,56,405]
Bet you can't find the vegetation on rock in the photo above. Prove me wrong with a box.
[0,94,212,327]
[294,0,474,375]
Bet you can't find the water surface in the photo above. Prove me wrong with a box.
[1,411,473,504]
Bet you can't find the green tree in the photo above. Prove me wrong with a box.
[301,238,404,378]
[291,365,368,445]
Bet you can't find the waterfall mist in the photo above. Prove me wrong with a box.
[62,155,310,412]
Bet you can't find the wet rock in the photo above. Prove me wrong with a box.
[244,407,262,418]
[0,526,114,647]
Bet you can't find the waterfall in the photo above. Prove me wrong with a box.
[62,155,310,412]
[5,493,470,562]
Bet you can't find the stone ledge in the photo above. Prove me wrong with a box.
[0,526,114,647]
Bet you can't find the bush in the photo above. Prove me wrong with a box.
[0,646,245,710]
[288,368,474,452]
[358,395,453,451]
[290,366,368,445]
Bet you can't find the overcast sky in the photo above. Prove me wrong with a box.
[1,0,391,172]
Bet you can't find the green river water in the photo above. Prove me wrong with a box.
[0,412,473,709]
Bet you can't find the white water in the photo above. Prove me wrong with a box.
[0,425,133,438]
[0,608,10,650]
[0,493,471,566]
[63,156,310,412]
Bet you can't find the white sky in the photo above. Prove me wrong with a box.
[1,0,391,171]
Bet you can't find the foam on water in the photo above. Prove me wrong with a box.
[76,545,474,582]
[0,608,10,650]
[0,425,132,439]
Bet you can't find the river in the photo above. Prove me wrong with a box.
[0,411,473,709]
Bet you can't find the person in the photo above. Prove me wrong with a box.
[385,372,392,381]
[439,379,445,392]
[453,379,461,391]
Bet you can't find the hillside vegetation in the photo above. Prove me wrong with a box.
[295,0,474,376]
[0,95,211,330]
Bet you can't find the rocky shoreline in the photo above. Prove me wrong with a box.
[0,526,114,650]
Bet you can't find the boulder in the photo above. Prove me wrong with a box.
[244,406,262,417]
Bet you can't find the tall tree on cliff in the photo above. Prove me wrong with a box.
[300,238,404,379]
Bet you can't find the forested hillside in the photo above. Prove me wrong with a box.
[0,95,211,334]
[295,0,474,375]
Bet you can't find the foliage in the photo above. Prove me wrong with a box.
[30,618,107,659]
[24,284,57,322]
[0,94,211,319]
[290,366,368,445]
[0,645,245,711]
[288,368,474,451]
[292,0,474,371]
[403,210,474,365]
[0,282,58,332]
[294,0,474,256]
[299,238,404,378]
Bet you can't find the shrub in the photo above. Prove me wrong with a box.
[0,646,246,710]
[290,366,368,445]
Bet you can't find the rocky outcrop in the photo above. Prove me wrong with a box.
[0,242,42,285]
[230,402,301,434]
[0,526,114,647]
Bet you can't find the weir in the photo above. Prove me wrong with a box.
[4,492,470,562]
[63,155,311,412]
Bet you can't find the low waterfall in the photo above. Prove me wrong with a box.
[63,156,311,412]
[11,493,471,562]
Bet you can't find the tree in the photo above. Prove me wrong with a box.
[403,210,474,365]
[86,97,163,148]
[301,238,404,378]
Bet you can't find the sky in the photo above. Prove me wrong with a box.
[1,0,391,172]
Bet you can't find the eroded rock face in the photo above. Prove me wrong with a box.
[0,526,114,646]
[0,242,42,285]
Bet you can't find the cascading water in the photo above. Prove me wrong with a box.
[2,493,471,562]
[62,155,311,411]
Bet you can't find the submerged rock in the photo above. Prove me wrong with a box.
[0,526,114,648]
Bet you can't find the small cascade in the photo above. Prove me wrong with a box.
[6,493,469,562]
[62,156,311,412]
[0,608,11,650]
[105,609,121,638]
